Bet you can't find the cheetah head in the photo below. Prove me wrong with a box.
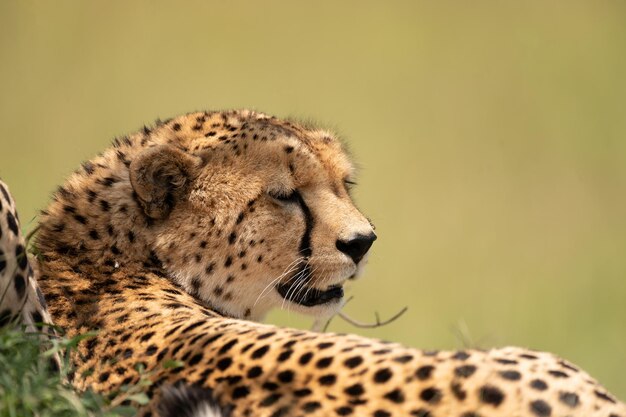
[127,111,375,320]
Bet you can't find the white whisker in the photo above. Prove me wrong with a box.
[253,257,304,308]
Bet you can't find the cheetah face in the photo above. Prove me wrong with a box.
[131,113,375,321]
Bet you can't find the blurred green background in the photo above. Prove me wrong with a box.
[1,0,625,399]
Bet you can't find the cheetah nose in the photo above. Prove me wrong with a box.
[336,233,377,264]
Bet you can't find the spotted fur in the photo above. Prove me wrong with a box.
[25,110,625,417]
[0,179,54,333]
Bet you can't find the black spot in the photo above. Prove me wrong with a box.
[228,232,237,245]
[13,273,26,299]
[216,357,232,371]
[247,366,262,378]
[559,391,579,408]
[82,162,94,175]
[0,309,12,326]
[0,183,11,203]
[277,370,294,383]
[232,386,250,399]
[30,311,42,325]
[529,400,552,416]
[499,370,521,381]
[416,365,434,380]
[384,389,405,403]
[156,347,169,362]
[98,372,110,383]
[316,357,333,368]
[373,368,393,383]
[263,382,279,391]
[224,256,232,267]
[344,384,364,396]
[451,382,466,400]
[15,244,27,269]
[319,374,336,386]
[188,353,203,366]
[89,230,99,240]
[6,211,18,235]
[454,365,477,378]
[548,370,569,378]
[374,411,391,417]
[452,351,470,360]
[140,332,155,342]
[520,353,539,360]
[299,352,313,365]
[594,390,616,404]
[98,176,118,187]
[218,339,238,355]
[419,387,442,404]
[294,388,312,397]
[393,355,413,364]
[99,200,110,211]
[558,360,580,373]
[335,406,353,415]
[479,385,504,407]
[251,345,269,359]
[302,401,321,413]
[495,358,517,365]
[261,393,282,407]
[410,409,432,417]
[277,350,293,362]
[257,331,276,340]
[73,214,87,224]
[530,379,548,391]
[344,356,363,369]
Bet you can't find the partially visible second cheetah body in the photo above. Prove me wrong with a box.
[0,109,620,417]
[0,179,53,333]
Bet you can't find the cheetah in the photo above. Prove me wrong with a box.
[0,179,53,333]
[25,110,624,417]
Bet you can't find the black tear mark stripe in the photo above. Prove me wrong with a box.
[296,192,314,257]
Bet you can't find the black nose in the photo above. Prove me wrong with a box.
[336,233,377,264]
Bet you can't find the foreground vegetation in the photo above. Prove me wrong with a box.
[0,325,151,417]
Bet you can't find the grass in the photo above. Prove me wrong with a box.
[0,324,150,417]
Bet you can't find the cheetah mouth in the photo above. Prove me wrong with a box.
[276,282,344,306]
[275,264,344,307]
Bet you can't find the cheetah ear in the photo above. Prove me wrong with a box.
[129,145,200,220]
